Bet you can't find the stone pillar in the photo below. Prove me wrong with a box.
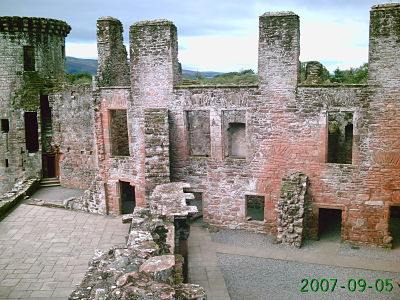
[258,12,300,91]
[96,17,130,87]
[276,172,309,248]
[368,3,400,87]
[129,20,180,107]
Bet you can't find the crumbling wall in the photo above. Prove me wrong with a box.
[64,175,106,214]
[277,172,309,248]
[69,182,205,300]
[0,177,39,217]
[97,17,130,87]
[258,12,299,92]
[304,61,326,84]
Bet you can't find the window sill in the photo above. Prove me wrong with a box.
[225,156,246,161]
[326,162,353,167]
[245,219,265,224]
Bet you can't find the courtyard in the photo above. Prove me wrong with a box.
[0,203,130,299]
[0,199,399,299]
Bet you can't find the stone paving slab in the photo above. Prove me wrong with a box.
[28,187,84,207]
[0,204,130,299]
[188,222,231,300]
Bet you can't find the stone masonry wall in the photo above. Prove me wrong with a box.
[130,20,180,108]
[144,108,170,197]
[51,85,97,190]
[277,172,309,248]
[96,17,130,87]
[32,4,400,248]
[94,87,144,215]
[0,17,70,195]
[258,12,299,92]
[70,183,205,300]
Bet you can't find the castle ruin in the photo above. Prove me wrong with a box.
[1,3,400,250]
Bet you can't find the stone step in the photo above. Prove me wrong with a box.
[40,177,60,187]
[40,179,60,184]
[40,182,61,187]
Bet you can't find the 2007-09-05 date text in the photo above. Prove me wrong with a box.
[300,278,398,293]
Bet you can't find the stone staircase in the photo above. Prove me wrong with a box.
[40,177,60,187]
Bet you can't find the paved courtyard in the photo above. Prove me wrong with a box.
[0,204,130,299]
[1,199,399,300]
[188,219,400,300]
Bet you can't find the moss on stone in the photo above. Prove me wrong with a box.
[13,72,61,110]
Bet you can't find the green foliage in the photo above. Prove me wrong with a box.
[183,63,368,86]
[330,63,368,84]
[66,72,92,84]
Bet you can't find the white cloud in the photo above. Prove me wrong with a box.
[179,35,258,72]
[64,1,373,73]
[65,43,98,59]
[300,19,368,71]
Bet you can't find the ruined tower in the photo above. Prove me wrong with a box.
[130,19,180,107]
[258,12,300,94]
[0,17,70,194]
[96,17,130,87]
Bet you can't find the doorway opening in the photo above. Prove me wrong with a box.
[389,206,400,249]
[318,208,342,241]
[42,154,56,178]
[120,181,135,214]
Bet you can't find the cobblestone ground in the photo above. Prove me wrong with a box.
[0,204,130,299]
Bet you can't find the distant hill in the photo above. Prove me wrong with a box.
[66,57,98,74]
[66,56,222,78]
[181,69,223,78]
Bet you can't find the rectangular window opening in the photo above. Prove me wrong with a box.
[246,195,264,221]
[5,159,9,168]
[228,122,246,158]
[1,119,9,133]
[327,112,353,164]
[110,109,129,156]
[24,112,39,153]
[186,111,211,157]
[23,46,35,71]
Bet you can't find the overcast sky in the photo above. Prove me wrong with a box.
[0,0,393,72]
